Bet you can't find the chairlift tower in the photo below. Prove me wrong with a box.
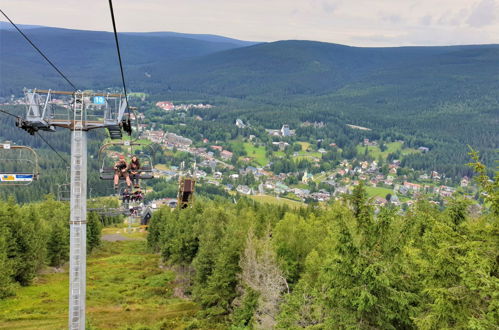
[17,88,130,330]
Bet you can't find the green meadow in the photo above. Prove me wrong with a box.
[250,194,305,208]
[356,141,419,160]
[0,230,200,330]
[242,142,268,166]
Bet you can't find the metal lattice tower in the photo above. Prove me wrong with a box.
[69,91,87,329]
[16,89,129,330]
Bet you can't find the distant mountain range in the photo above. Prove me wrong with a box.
[1,24,497,100]
[0,22,258,46]
[122,31,259,47]
[0,22,45,30]
[0,24,260,94]
[146,40,498,97]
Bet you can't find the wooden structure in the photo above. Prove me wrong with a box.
[177,177,196,209]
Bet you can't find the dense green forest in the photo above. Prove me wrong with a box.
[0,196,123,299]
[147,156,498,329]
[0,26,252,95]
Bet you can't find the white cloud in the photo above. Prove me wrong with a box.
[467,0,498,27]
[419,15,432,26]
[0,0,498,46]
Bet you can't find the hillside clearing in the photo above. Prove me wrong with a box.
[356,141,419,160]
[242,142,268,166]
[250,194,305,208]
[0,235,198,329]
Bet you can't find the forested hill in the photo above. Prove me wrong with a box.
[145,40,497,97]
[0,25,257,95]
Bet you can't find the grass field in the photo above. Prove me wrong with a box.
[312,171,332,183]
[292,183,310,189]
[103,227,149,240]
[0,233,199,329]
[242,143,268,166]
[356,141,419,160]
[297,142,310,151]
[104,136,152,145]
[365,186,394,199]
[365,186,409,202]
[274,151,286,158]
[293,141,323,161]
[128,92,148,99]
[250,194,305,208]
[295,153,322,161]
[155,163,169,171]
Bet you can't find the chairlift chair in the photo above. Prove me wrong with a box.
[177,176,196,209]
[0,143,39,185]
[98,141,154,182]
[121,184,145,208]
[57,183,71,201]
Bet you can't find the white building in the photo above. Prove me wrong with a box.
[281,124,291,137]
[236,119,246,128]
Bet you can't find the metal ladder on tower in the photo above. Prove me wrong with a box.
[69,91,86,329]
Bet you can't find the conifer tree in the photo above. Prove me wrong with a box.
[47,222,69,267]
[87,212,102,253]
[0,228,13,298]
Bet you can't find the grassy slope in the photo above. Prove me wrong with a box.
[155,164,170,171]
[250,194,305,208]
[365,186,395,199]
[365,186,409,202]
[297,142,310,151]
[242,142,268,166]
[294,141,322,160]
[356,141,419,160]
[0,231,198,329]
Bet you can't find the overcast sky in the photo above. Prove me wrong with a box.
[1,0,498,46]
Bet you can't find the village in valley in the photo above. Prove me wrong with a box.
[0,93,477,209]
[137,98,479,210]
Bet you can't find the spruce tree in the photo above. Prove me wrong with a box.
[47,222,69,267]
[86,212,102,253]
[0,228,13,298]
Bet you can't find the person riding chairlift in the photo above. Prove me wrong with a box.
[122,188,131,204]
[114,155,131,192]
[130,188,143,202]
[129,155,141,188]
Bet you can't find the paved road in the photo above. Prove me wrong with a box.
[102,233,133,241]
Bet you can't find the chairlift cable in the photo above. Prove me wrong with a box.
[35,131,70,166]
[0,109,70,166]
[0,9,77,91]
[107,0,132,132]
[0,108,20,119]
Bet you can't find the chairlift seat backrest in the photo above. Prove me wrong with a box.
[0,144,39,185]
[99,170,153,180]
[183,179,194,192]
